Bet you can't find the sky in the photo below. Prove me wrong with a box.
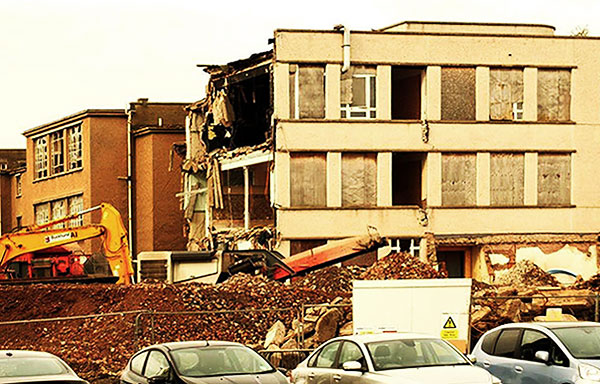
[1,0,598,148]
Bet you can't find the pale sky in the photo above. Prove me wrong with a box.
[0,0,597,149]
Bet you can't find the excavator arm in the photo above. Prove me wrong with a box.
[0,203,133,285]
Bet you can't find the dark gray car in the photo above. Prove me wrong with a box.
[0,350,87,384]
[120,340,288,384]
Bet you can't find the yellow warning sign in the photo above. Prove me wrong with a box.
[443,316,457,329]
[440,315,459,340]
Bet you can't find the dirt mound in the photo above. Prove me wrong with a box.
[360,252,446,280]
[494,260,560,287]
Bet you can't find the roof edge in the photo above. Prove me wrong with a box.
[23,109,126,137]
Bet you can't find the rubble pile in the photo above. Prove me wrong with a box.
[291,266,365,295]
[494,260,560,287]
[573,274,600,290]
[0,275,333,382]
[360,252,446,280]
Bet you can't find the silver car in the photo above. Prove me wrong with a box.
[291,333,501,384]
[472,321,600,384]
[0,350,87,384]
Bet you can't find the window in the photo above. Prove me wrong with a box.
[389,238,420,256]
[130,352,148,375]
[68,195,84,227]
[68,125,83,170]
[441,153,476,206]
[538,153,571,206]
[441,67,476,121]
[144,351,169,378]
[392,66,425,120]
[494,329,521,358]
[481,329,501,355]
[15,173,22,197]
[314,341,341,368]
[341,66,376,119]
[342,153,377,207]
[0,163,7,170]
[290,65,325,119]
[51,200,66,229]
[538,69,571,122]
[490,153,524,206]
[490,68,524,121]
[51,131,65,174]
[392,153,425,206]
[16,216,22,229]
[34,137,48,179]
[519,330,551,362]
[337,341,365,369]
[34,203,50,225]
[290,153,327,207]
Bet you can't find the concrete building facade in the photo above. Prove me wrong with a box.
[183,21,600,282]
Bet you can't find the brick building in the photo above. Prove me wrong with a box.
[9,100,188,258]
[183,21,600,282]
[0,149,26,234]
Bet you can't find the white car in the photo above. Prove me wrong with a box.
[291,333,501,384]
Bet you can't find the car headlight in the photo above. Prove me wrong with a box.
[491,374,502,384]
[579,363,600,381]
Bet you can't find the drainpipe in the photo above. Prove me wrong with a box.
[334,25,351,73]
[126,105,135,261]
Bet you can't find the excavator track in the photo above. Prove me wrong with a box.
[0,275,119,285]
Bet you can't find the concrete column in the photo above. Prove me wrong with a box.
[477,152,490,206]
[524,152,538,205]
[325,64,341,119]
[476,67,490,121]
[377,152,392,206]
[327,152,342,207]
[376,65,392,120]
[243,166,250,230]
[278,240,291,258]
[426,66,441,120]
[274,152,290,207]
[273,63,290,119]
[523,67,537,121]
[427,152,442,206]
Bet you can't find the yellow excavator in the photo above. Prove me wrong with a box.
[0,203,134,285]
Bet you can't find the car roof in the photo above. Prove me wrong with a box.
[335,332,438,344]
[498,321,600,331]
[0,350,59,360]
[143,340,244,352]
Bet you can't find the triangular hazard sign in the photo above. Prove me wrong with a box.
[443,316,457,329]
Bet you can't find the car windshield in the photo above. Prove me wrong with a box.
[0,357,68,378]
[366,338,469,370]
[170,346,274,377]
[552,326,600,359]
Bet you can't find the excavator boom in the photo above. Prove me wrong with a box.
[0,203,133,285]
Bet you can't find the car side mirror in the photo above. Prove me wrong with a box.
[534,351,551,365]
[342,361,364,372]
[148,367,171,384]
[466,354,477,364]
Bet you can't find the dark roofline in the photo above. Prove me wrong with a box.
[377,20,556,32]
[23,109,126,137]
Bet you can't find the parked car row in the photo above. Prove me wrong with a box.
[4,322,600,384]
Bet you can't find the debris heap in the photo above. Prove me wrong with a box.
[494,260,560,287]
[360,252,446,280]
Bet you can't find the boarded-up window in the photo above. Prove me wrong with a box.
[290,65,325,119]
[538,153,571,206]
[490,153,524,206]
[442,154,476,206]
[490,68,524,120]
[441,67,476,121]
[538,69,571,121]
[342,153,377,207]
[290,239,328,256]
[290,153,327,207]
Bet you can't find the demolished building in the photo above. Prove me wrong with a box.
[179,21,600,282]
